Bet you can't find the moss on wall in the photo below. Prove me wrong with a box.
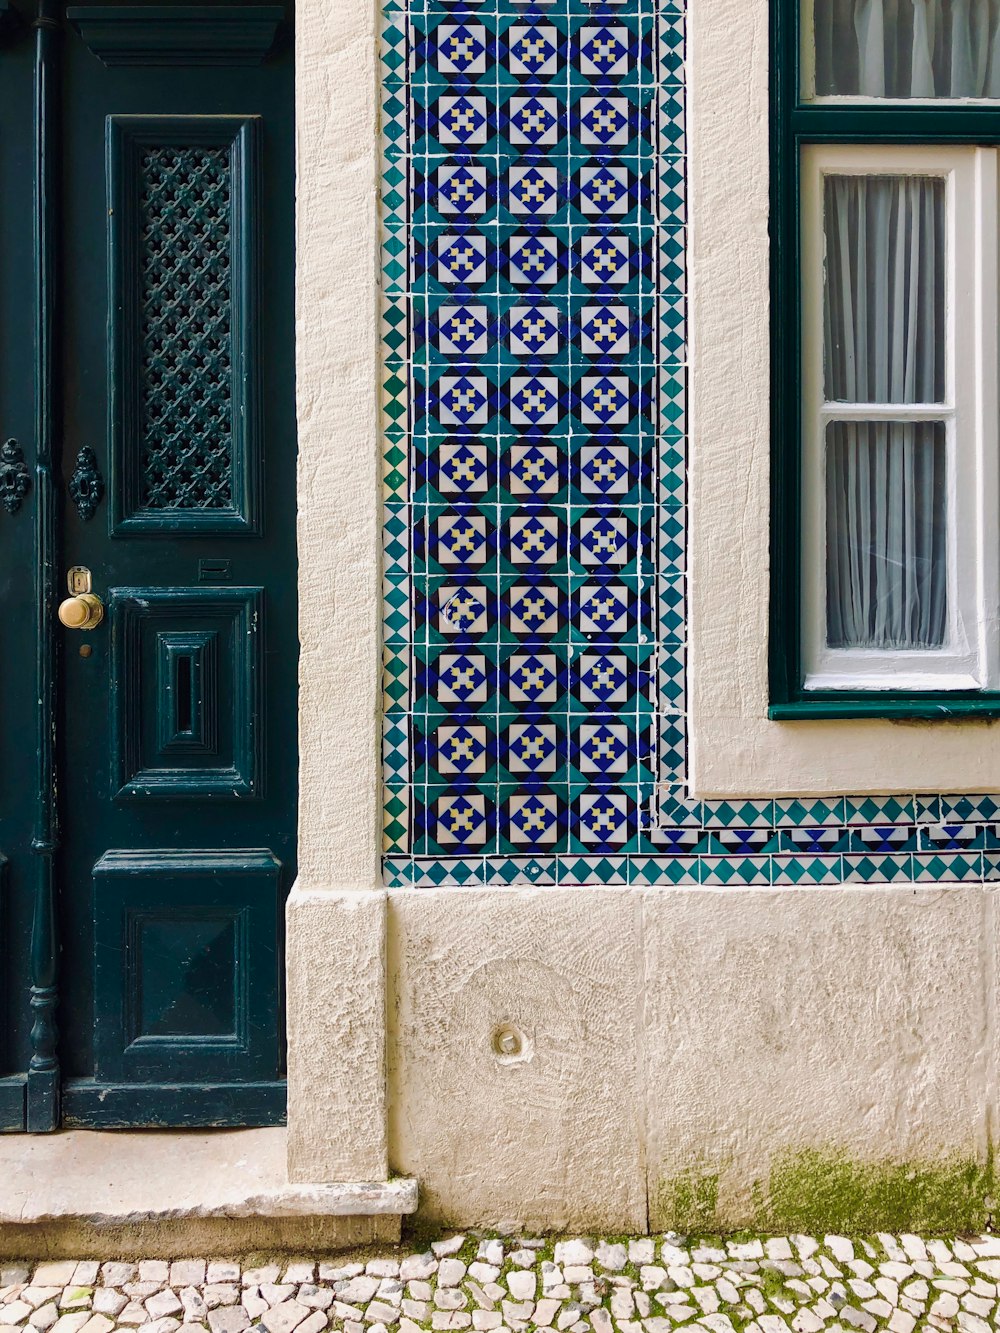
[660,1168,721,1232]
[658,1146,995,1235]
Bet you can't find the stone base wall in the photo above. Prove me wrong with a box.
[289,884,996,1234]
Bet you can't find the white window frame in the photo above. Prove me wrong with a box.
[800,143,1000,692]
[686,0,1000,796]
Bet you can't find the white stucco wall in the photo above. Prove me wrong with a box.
[294,0,381,886]
[687,0,1000,797]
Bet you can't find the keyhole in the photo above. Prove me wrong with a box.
[176,654,193,734]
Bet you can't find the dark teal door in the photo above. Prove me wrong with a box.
[0,2,296,1131]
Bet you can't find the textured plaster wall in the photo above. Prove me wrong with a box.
[287,891,388,1183]
[294,0,380,885]
[643,886,991,1227]
[687,0,1000,797]
[387,890,648,1232]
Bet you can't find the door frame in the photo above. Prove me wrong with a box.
[284,0,387,1183]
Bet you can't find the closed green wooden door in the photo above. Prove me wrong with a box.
[0,1,296,1131]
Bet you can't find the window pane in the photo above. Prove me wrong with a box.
[824,175,945,403]
[812,0,1000,98]
[826,420,948,649]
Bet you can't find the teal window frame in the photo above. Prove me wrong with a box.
[769,2,1000,720]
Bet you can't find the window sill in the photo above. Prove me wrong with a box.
[769,693,1000,721]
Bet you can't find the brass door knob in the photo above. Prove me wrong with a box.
[58,592,103,630]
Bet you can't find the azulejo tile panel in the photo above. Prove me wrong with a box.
[380,0,1000,887]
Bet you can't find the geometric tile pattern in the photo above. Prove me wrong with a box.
[381,0,1000,886]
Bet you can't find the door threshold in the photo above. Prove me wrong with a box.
[0,1126,417,1258]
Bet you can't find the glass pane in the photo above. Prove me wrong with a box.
[824,175,945,403]
[826,420,948,649]
[812,0,1000,98]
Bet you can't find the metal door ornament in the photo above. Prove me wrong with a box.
[0,439,31,514]
[68,446,103,520]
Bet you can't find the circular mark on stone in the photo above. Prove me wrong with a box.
[492,1022,533,1065]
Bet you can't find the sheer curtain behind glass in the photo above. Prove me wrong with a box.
[823,174,948,650]
[813,0,1000,97]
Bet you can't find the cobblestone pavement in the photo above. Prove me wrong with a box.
[3,1234,1000,1333]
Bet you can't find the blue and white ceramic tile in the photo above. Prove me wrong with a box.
[381,0,1000,888]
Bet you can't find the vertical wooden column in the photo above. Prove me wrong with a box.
[27,0,61,1134]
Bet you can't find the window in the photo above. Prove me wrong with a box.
[770,0,1000,716]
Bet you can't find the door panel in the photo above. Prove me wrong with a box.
[110,586,262,800]
[108,114,261,534]
[0,3,296,1130]
[92,849,280,1084]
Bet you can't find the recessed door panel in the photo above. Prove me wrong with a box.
[92,849,280,1084]
[157,630,219,755]
[110,586,262,799]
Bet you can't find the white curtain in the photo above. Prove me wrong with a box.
[826,422,948,648]
[814,0,1000,97]
[823,175,948,649]
[824,175,944,402]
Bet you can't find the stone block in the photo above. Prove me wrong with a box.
[286,887,388,1183]
[643,886,990,1231]
[387,887,645,1232]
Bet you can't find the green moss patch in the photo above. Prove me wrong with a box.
[658,1146,995,1235]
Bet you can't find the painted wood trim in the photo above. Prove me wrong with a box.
[28,0,62,1135]
[0,861,19,1132]
[61,1079,286,1127]
[66,6,283,67]
[799,145,985,692]
[0,1076,26,1132]
[93,848,281,875]
[0,1,23,46]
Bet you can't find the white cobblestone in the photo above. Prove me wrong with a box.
[431,1243,464,1262]
[260,1303,310,1333]
[6,1233,1000,1333]
[78,1315,114,1333]
[205,1275,238,1292]
[137,1272,168,1291]
[143,1296,181,1322]
[33,1273,76,1293]
[49,1319,90,1333]
[206,1310,248,1333]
